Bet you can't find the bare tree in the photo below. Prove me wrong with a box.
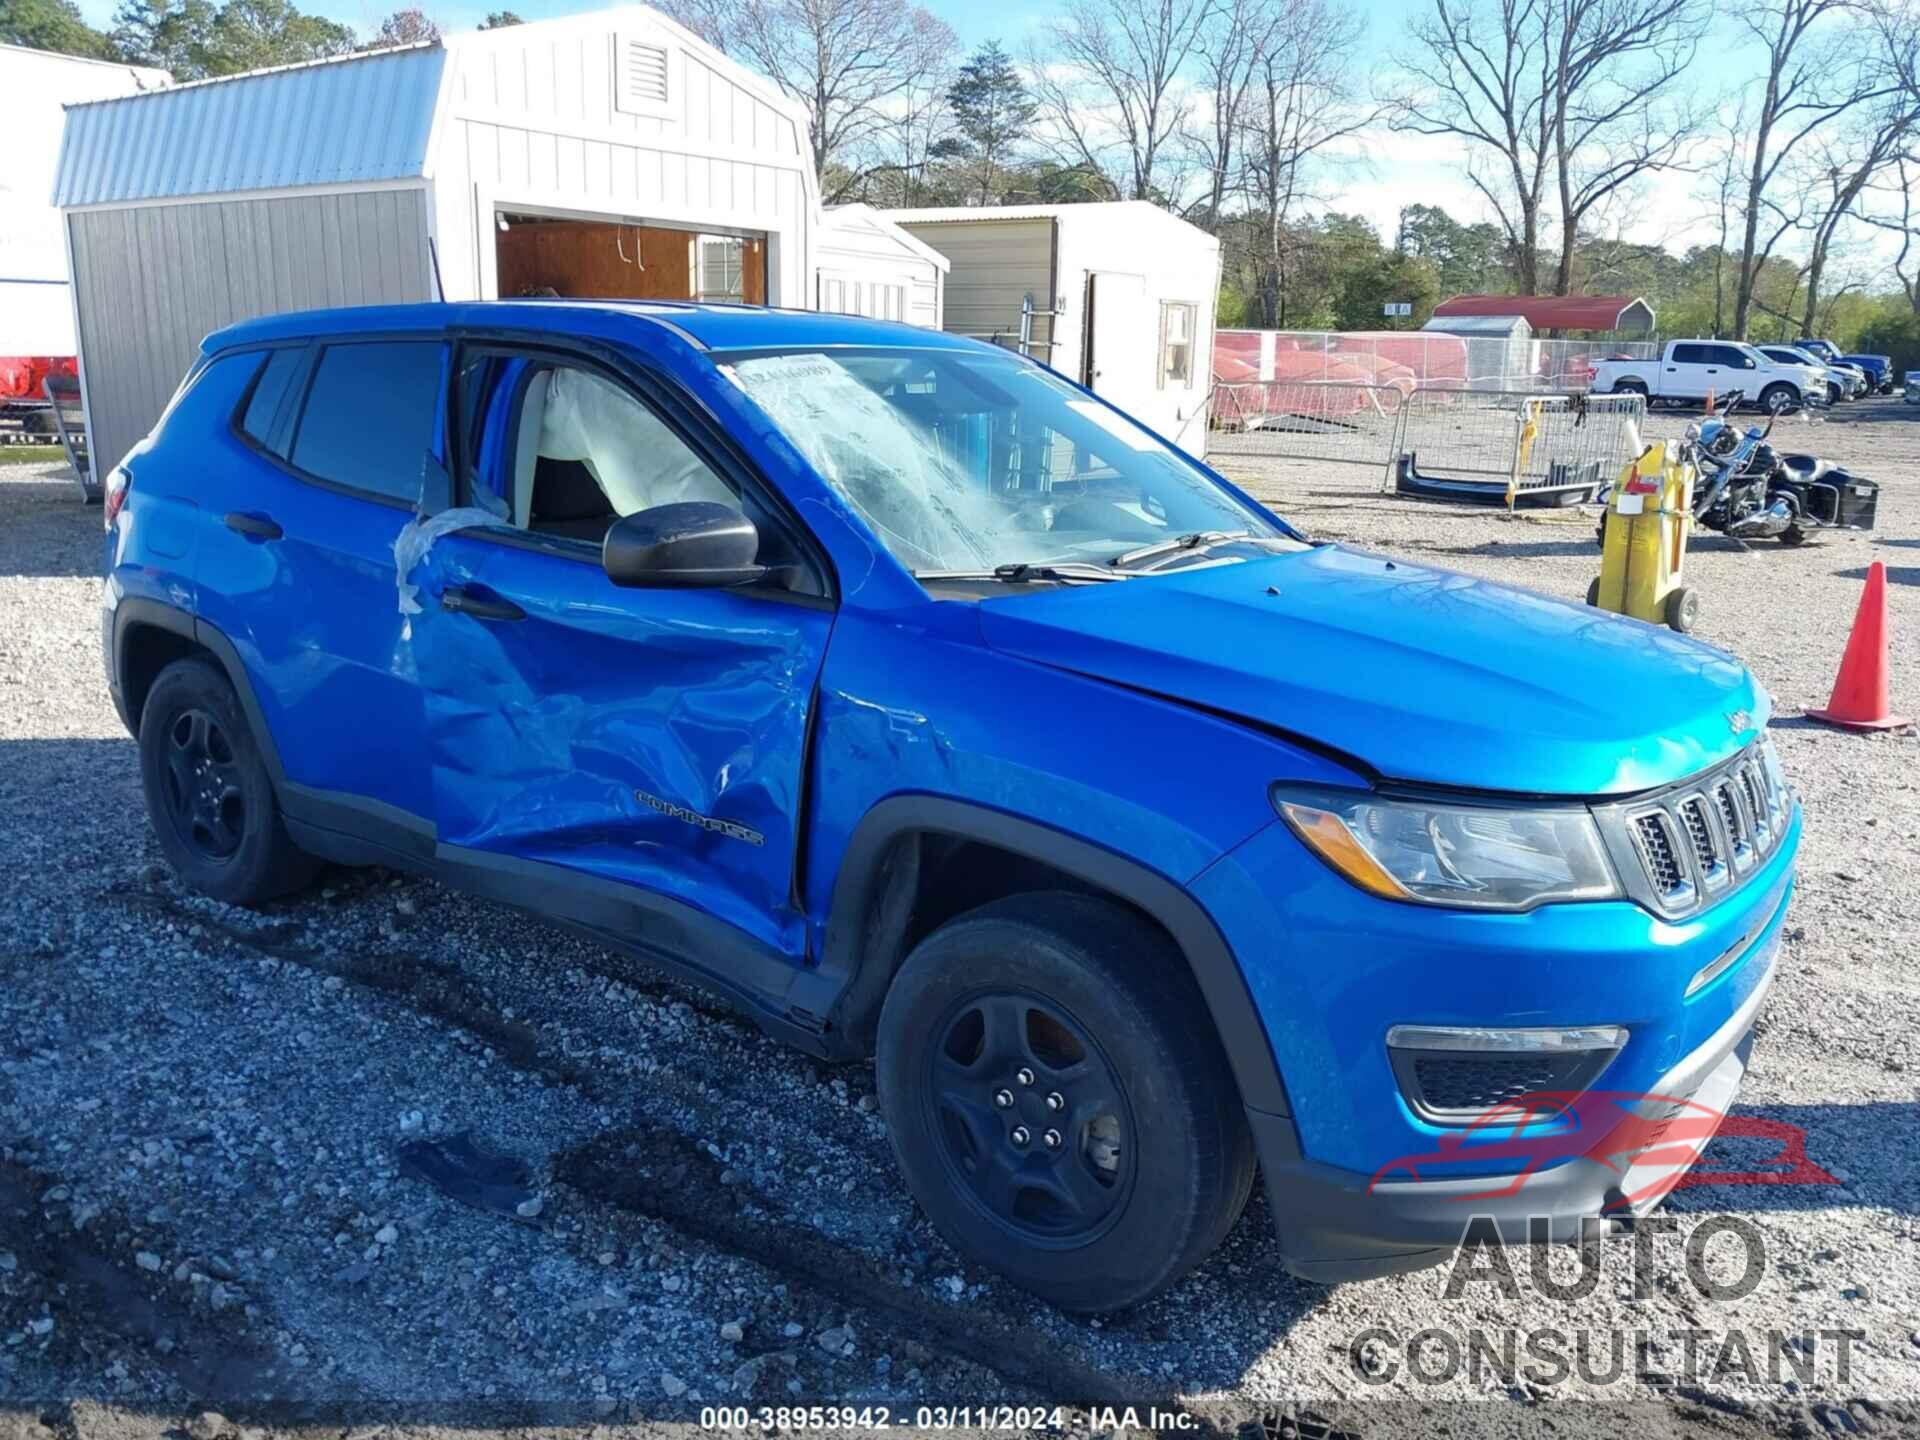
[1028,0,1215,201]
[1544,0,1705,293]
[1390,0,1704,297]
[1861,154,1920,313]
[862,58,956,206]
[662,0,956,195]
[1696,103,1748,335]
[1186,0,1283,228]
[1791,93,1920,334]
[1242,0,1370,324]
[1389,0,1555,293]
[1729,0,1897,336]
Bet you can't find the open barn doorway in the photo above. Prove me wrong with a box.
[493,211,767,304]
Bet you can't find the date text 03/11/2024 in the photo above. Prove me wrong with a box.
[697,1406,1186,1431]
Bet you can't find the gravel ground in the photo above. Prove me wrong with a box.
[2,403,1917,1440]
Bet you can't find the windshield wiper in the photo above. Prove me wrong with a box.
[1112,530,1254,571]
[914,561,1127,585]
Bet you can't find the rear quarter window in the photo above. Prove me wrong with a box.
[238,347,307,453]
[288,340,445,501]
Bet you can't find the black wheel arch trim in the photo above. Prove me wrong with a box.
[112,597,288,787]
[819,794,1296,1120]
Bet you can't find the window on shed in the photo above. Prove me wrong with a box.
[615,34,674,117]
[289,341,445,502]
[239,348,306,454]
[1159,302,1197,390]
[698,237,747,301]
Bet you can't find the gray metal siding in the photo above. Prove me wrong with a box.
[70,188,431,472]
[53,47,444,207]
[898,218,1055,357]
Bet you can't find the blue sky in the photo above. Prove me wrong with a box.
[64,0,1744,256]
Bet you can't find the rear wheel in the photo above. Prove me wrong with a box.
[875,892,1255,1313]
[138,658,320,906]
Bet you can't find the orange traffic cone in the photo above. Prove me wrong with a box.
[1808,561,1909,731]
[1704,388,1715,415]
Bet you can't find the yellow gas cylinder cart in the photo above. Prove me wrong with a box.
[1587,441,1700,632]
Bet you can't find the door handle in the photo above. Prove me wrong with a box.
[224,511,282,541]
[440,585,525,622]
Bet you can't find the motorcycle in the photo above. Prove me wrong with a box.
[1598,389,1881,548]
[1682,390,1880,545]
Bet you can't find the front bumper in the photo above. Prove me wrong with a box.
[1251,932,1775,1280]
[1190,791,1800,1283]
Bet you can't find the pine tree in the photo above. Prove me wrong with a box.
[937,41,1037,206]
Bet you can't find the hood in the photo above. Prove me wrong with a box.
[977,546,1766,797]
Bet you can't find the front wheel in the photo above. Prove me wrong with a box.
[1760,384,1798,415]
[1664,586,1700,633]
[875,893,1255,1313]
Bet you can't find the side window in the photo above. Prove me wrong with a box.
[458,353,822,594]
[1671,343,1707,365]
[1159,302,1197,390]
[1727,346,1759,369]
[288,340,445,501]
[238,347,306,454]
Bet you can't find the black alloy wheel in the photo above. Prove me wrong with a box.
[925,989,1133,1244]
[138,657,320,906]
[159,707,248,861]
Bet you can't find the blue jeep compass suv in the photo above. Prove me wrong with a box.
[103,302,1800,1311]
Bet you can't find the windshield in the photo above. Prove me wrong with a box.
[720,347,1288,576]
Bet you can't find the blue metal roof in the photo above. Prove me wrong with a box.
[53,45,445,207]
[203,301,990,355]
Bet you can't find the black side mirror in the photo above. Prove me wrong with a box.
[602,501,767,588]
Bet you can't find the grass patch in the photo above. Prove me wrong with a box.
[0,446,68,466]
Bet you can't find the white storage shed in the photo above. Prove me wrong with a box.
[0,43,168,357]
[814,204,946,328]
[53,6,821,473]
[884,201,1219,456]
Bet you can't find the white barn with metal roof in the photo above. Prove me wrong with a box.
[54,6,822,472]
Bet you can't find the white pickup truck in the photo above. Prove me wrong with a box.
[1592,340,1826,413]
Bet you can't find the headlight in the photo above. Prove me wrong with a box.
[1274,789,1622,911]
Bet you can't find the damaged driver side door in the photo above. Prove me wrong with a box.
[408,341,834,973]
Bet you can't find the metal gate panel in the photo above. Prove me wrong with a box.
[1210,381,1407,471]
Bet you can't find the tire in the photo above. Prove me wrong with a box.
[1595,512,1609,549]
[1587,577,1603,608]
[1760,384,1797,415]
[1664,586,1700,633]
[138,657,320,906]
[1778,525,1809,547]
[875,892,1255,1313]
[1827,384,1844,407]
[1614,381,1649,401]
